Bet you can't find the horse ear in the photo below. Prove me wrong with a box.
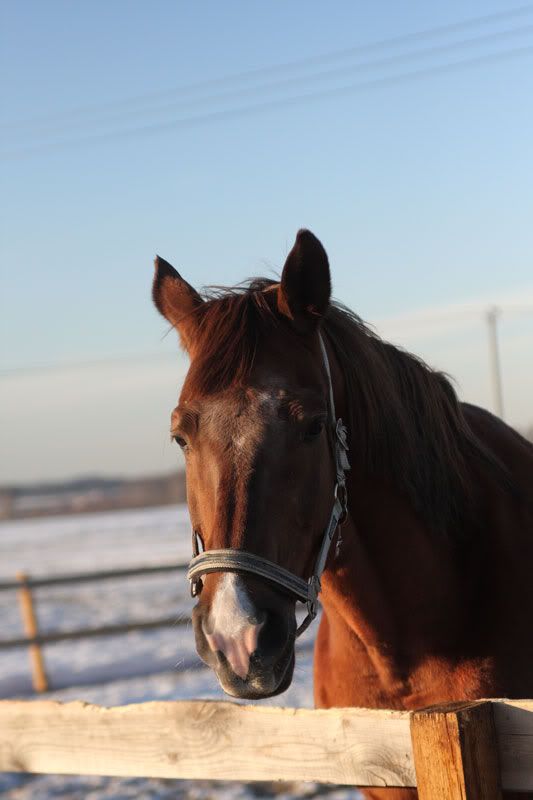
[152,256,203,351]
[278,229,331,330]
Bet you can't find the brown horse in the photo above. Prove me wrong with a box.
[152,230,533,800]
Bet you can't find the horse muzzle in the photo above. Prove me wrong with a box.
[191,600,296,699]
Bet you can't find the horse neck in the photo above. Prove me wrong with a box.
[319,466,474,684]
[318,331,479,677]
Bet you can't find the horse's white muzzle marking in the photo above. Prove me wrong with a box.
[206,573,264,679]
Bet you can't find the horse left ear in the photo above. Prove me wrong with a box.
[152,256,204,351]
[278,229,331,330]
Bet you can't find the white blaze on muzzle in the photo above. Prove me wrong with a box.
[205,573,264,679]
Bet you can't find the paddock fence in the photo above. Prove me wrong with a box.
[1,698,533,798]
[0,562,189,692]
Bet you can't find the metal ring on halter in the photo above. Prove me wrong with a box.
[190,530,204,597]
[186,331,350,638]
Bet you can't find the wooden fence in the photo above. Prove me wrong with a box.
[1,698,533,798]
[0,563,188,692]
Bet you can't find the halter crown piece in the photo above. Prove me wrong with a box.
[187,332,350,637]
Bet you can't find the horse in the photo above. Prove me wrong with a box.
[152,230,533,800]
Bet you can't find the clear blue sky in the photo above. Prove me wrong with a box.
[1,1,532,483]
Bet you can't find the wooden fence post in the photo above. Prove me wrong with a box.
[410,701,502,800]
[15,572,48,693]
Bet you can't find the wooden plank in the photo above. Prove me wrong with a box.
[1,699,532,789]
[16,572,48,693]
[410,701,502,800]
[0,615,186,651]
[492,699,533,793]
[0,562,187,593]
[0,700,415,787]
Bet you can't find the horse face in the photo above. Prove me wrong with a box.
[153,230,336,698]
[173,368,335,698]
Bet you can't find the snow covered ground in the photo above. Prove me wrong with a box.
[0,505,359,799]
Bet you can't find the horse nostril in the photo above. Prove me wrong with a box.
[248,650,263,671]
[256,608,290,653]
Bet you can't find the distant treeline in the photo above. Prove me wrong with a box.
[0,471,186,521]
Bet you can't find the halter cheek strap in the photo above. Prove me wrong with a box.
[187,331,350,637]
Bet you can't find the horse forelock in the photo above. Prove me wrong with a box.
[181,279,279,399]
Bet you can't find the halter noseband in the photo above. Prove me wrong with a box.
[187,332,350,637]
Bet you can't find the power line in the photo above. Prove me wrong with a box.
[3,42,533,160]
[3,3,533,133]
[8,21,533,141]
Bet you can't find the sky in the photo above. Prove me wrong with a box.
[1,0,532,484]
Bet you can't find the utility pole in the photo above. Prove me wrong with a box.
[486,306,504,419]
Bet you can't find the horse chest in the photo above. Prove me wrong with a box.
[312,612,500,711]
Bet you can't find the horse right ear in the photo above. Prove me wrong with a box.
[152,256,203,351]
[278,229,331,332]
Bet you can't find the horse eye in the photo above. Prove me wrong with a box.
[174,435,188,449]
[304,418,325,441]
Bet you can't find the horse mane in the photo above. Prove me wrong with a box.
[183,278,506,537]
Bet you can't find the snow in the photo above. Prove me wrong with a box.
[0,505,359,799]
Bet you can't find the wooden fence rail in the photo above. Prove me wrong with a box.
[0,562,188,592]
[0,562,188,693]
[1,564,312,693]
[1,699,532,798]
[0,615,188,650]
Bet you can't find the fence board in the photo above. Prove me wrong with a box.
[0,615,186,651]
[0,700,415,787]
[1,699,532,790]
[0,562,187,593]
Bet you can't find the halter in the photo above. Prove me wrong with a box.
[187,332,350,637]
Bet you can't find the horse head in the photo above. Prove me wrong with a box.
[152,230,342,698]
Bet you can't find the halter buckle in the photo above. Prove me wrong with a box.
[335,419,351,474]
[338,483,349,525]
[333,481,349,526]
[307,575,321,619]
[335,418,349,450]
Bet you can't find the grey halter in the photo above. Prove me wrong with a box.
[187,332,350,637]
